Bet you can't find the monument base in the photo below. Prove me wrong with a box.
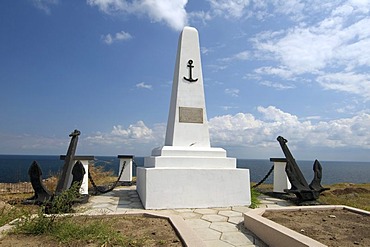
[136,167,251,209]
[145,146,237,168]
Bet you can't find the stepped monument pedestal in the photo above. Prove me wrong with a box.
[136,26,251,209]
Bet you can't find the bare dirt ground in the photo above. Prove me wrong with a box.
[1,188,183,247]
[0,215,183,247]
[263,209,370,247]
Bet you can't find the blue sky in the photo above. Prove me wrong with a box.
[1,0,370,161]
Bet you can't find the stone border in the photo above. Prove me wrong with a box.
[139,212,206,247]
[0,211,205,247]
[243,205,370,247]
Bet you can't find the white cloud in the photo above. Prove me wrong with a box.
[200,43,226,55]
[201,47,210,55]
[250,1,370,100]
[115,30,132,41]
[220,50,250,62]
[188,10,212,25]
[208,0,250,18]
[102,31,132,45]
[221,105,239,111]
[86,121,155,145]
[207,0,308,22]
[259,81,295,90]
[317,72,370,100]
[0,132,69,154]
[234,51,250,60]
[254,27,338,74]
[254,66,294,79]
[209,106,370,151]
[225,88,240,97]
[136,82,153,90]
[5,107,369,158]
[214,50,250,70]
[271,0,306,21]
[82,106,370,159]
[86,0,132,13]
[87,0,188,31]
[111,121,153,139]
[140,0,188,31]
[32,0,58,14]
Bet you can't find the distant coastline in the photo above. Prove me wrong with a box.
[0,155,369,184]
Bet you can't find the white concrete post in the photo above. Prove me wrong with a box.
[270,158,291,193]
[117,155,134,185]
[60,155,94,195]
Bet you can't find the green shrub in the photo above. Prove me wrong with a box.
[0,206,26,227]
[13,209,54,235]
[249,187,260,209]
[13,183,80,235]
[44,182,80,214]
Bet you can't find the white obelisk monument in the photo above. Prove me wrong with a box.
[136,26,251,209]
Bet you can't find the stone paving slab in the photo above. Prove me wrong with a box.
[194,208,219,215]
[195,227,222,241]
[80,185,287,247]
[204,239,235,247]
[210,222,239,232]
[219,210,243,217]
[185,219,211,229]
[202,214,228,222]
[221,231,256,246]
[227,216,245,224]
[232,206,252,213]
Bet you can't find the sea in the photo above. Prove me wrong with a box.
[0,155,369,185]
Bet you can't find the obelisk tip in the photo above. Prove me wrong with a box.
[182,26,198,34]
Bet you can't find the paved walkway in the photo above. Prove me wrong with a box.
[78,186,293,247]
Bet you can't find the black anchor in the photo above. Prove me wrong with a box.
[183,59,198,82]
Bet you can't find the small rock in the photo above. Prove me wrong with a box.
[354,241,360,245]
[300,229,305,233]
[328,215,336,218]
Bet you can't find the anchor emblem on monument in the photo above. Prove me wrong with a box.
[183,59,198,82]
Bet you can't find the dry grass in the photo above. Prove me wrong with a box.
[0,162,120,227]
[254,182,370,211]
[319,183,370,211]
[87,161,117,189]
[34,162,118,193]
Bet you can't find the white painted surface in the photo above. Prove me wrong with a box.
[137,26,251,209]
[145,146,236,168]
[79,160,89,195]
[137,167,251,209]
[144,156,236,168]
[67,159,89,195]
[165,26,210,147]
[118,157,133,182]
[151,146,227,157]
[273,161,291,193]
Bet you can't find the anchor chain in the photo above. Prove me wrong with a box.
[88,161,126,195]
[252,165,274,188]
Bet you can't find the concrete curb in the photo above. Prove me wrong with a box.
[0,211,205,247]
[0,223,13,240]
[142,212,206,247]
[244,205,370,247]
